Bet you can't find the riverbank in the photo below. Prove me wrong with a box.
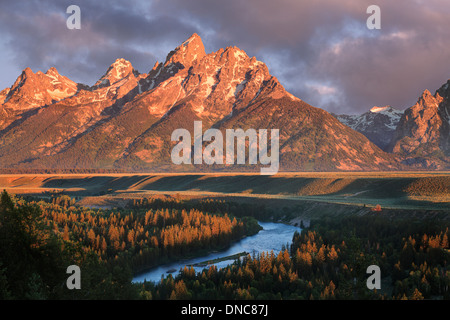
[186,251,249,268]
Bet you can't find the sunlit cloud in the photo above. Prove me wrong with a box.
[306,83,338,96]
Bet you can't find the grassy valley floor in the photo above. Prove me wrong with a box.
[0,172,448,216]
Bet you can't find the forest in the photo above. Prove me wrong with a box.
[0,190,449,300]
[141,214,450,300]
[0,191,259,299]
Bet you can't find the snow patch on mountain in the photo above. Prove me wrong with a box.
[334,106,404,151]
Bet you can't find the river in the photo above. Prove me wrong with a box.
[132,221,302,283]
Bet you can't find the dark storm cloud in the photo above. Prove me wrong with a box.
[305,1,450,113]
[150,0,450,114]
[0,0,201,86]
[1,0,450,114]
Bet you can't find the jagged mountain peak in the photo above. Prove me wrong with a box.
[45,67,61,76]
[11,67,34,88]
[22,67,34,77]
[220,46,248,58]
[44,67,75,85]
[388,80,450,167]
[111,58,134,72]
[413,89,442,112]
[182,33,202,46]
[13,66,64,85]
[94,58,138,87]
[164,33,206,68]
[423,89,433,96]
[1,65,78,111]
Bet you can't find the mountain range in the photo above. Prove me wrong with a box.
[333,83,450,169]
[0,34,448,172]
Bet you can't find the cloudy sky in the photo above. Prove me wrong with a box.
[1,0,450,114]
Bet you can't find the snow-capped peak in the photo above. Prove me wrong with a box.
[334,105,404,151]
[370,106,391,113]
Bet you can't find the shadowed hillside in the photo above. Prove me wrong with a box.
[0,172,448,210]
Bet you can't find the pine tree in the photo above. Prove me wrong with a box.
[410,288,424,300]
[63,224,70,241]
[87,229,96,245]
[327,245,338,261]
